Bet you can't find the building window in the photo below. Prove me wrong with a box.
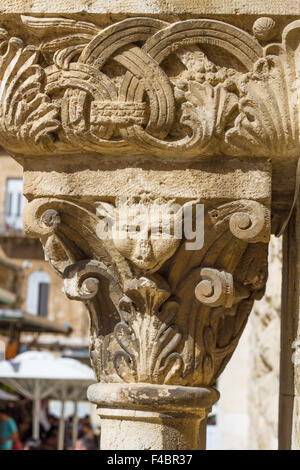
[26,271,50,317]
[4,178,26,231]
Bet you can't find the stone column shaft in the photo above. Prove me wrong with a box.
[88,383,218,450]
[279,204,300,450]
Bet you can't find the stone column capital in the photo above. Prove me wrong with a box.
[0,16,296,162]
[0,9,296,449]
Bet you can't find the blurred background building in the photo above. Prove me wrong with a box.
[0,148,90,361]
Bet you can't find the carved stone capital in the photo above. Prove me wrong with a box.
[20,184,270,450]
[0,14,295,219]
[0,15,297,166]
[0,11,281,449]
[22,193,270,387]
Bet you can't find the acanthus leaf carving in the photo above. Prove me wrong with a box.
[23,194,270,388]
[0,15,297,160]
[15,14,274,392]
[0,36,60,154]
[113,275,184,385]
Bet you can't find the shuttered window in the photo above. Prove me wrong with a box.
[4,178,25,230]
[26,271,50,317]
[38,282,49,317]
[5,192,12,217]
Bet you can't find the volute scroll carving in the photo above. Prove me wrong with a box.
[22,194,270,389]
[0,6,284,449]
[3,14,276,448]
[209,200,270,243]
[195,268,250,309]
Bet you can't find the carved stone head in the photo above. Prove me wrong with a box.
[96,197,186,272]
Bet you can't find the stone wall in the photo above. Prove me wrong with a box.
[217,236,281,450]
[216,325,251,449]
[248,236,281,450]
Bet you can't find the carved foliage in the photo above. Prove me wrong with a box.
[114,276,184,384]
[23,196,270,387]
[0,32,59,153]
[0,16,298,158]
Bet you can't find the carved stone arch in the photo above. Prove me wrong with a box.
[79,17,169,67]
[143,19,263,70]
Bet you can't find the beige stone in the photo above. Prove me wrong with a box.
[0,1,297,450]
[215,237,281,450]
[279,203,300,450]
[0,1,299,15]
[248,236,281,450]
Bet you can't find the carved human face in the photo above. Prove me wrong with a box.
[113,204,181,272]
[97,200,182,272]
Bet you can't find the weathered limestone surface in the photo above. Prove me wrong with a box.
[217,237,281,450]
[279,204,300,450]
[248,236,281,450]
[0,1,298,449]
[0,151,90,344]
[0,1,299,15]
[217,324,251,449]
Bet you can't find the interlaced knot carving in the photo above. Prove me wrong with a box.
[0,16,298,159]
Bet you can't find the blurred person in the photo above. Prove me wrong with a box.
[65,416,74,450]
[42,427,58,450]
[0,405,19,450]
[23,438,41,450]
[42,415,59,450]
[19,421,31,444]
[75,422,98,450]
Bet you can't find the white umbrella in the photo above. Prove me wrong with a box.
[0,388,18,401]
[0,351,96,449]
